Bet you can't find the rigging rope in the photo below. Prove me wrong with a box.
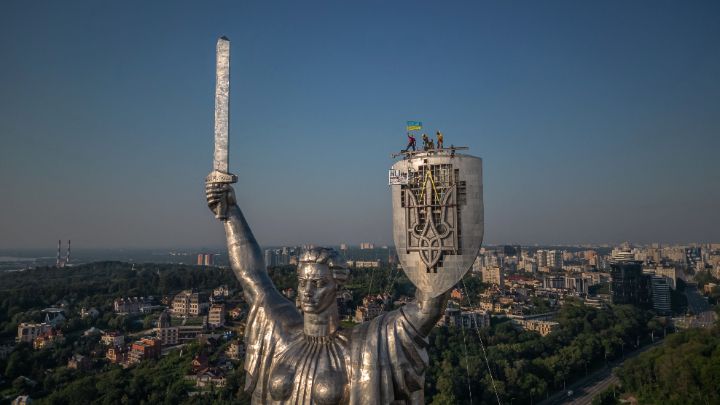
[366,265,377,296]
[461,277,503,405]
[460,318,474,405]
[383,264,401,297]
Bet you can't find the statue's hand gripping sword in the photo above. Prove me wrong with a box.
[206,36,237,220]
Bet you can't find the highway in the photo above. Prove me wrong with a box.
[686,283,716,321]
[541,284,718,405]
[539,340,663,405]
[673,283,717,329]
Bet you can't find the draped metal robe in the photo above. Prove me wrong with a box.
[243,289,428,405]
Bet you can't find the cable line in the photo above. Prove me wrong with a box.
[460,318,474,405]
[461,277,502,405]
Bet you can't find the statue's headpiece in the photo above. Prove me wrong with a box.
[299,247,349,285]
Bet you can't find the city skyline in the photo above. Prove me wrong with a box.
[2,1,719,249]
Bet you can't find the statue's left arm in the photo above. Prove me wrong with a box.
[402,289,449,336]
[348,289,450,404]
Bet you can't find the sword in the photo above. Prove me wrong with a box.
[206,36,237,220]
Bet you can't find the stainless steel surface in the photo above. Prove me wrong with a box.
[205,182,449,404]
[213,36,231,174]
[207,36,237,219]
[391,152,484,297]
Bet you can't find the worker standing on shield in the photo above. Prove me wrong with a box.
[405,133,416,152]
[421,133,430,150]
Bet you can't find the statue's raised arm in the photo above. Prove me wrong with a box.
[205,182,274,305]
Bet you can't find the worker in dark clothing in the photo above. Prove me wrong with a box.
[405,133,416,152]
[422,133,430,150]
[428,139,435,150]
[436,131,444,149]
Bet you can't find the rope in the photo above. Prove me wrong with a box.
[461,277,502,405]
[460,318,474,405]
[383,265,401,297]
[367,266,377,296]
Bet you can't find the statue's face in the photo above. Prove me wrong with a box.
[298,263,337,314]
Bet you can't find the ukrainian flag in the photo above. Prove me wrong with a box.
[406,121,422,131]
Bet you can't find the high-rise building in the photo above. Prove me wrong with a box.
[522,260,537,274]
[472,255,484,273]
[611,249,636,262]
[197,253,214,266]
[481,266,504,287]
[280,247,290,266]
[650,276,671,315]
[502,245,517,257]
[644,265,677,289]
[204,254,214,266]
[548,250,563,270]
[535,250,548,268]
[609,257,651,308]
[490,253,504,268]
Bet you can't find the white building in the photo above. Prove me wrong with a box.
[100,331,125,347]
[114,297,151,314]
[564,276,587,294]
[172,290,208,317]
[16,323,52,343]
[213,285,230,297]
[208,304,226,328]
[439,307,490,329]
[543,275,565,290]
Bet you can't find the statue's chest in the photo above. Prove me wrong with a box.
[268,335,349,404]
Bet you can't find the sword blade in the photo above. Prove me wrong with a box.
[213,36,230,173]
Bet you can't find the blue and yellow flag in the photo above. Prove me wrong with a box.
[406,121,422,131]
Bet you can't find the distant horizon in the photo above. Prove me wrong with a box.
[2,239,718,253]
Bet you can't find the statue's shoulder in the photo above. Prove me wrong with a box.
[250,291,303,330]
[341,309,406,341]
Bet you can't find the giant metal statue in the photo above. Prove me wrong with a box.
[205,37,483,404]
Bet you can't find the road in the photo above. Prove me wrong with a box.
[539,340,663,405]
[685,283,715,328]
[676,283,717,329]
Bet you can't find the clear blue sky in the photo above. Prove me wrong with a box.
[1,0,718,249]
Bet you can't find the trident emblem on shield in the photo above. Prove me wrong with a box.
[390,150,484,297]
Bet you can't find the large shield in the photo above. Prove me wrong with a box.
[391,153,483,298]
